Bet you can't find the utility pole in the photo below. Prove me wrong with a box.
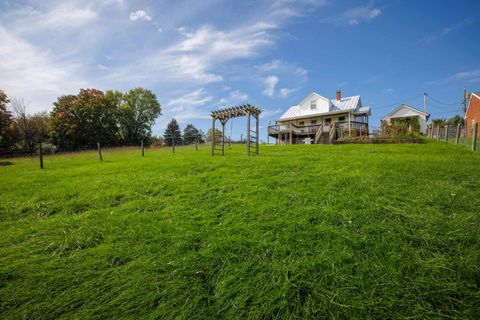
[463,87,467,115]
[423,92,427,113]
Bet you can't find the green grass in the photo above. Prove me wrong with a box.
[0,142,479,319]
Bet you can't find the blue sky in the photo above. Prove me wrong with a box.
[1,0,479,140]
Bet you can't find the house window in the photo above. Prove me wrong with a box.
[310,101,316,110]
[339,116,345,121]
[299,121,305,126]
[311,120,317,125]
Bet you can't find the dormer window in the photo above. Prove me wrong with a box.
[310,100,317,110]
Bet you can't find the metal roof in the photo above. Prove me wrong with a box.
[278,93,369,121]
[381,104,430,121]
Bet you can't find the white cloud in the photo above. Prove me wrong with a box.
[0,26,88,112]
[383,88,395,94]
[105,22,277,87]
[427,69,480,85]
[164,89,213,121]
[0,0,314,119]
[279,87,297,98]
[320,5,381,26]
[217,90,249,107]
[260,108,283,118]
[229,90,249,103]
[263,75,279,97]
[129,10,152,21]
[269,0,328,18]
[419,16,475,44]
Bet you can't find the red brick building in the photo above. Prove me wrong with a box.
[465,92,480,138]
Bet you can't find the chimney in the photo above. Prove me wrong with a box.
[336,90,341,101]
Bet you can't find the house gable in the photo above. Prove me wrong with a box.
[382,104,429,121]
[465,92,480,119]
[298,92,331,113]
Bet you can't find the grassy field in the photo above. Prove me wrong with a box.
[0,141,479,319]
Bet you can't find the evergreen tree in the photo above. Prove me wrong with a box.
[183,124,203,144]
[163,118,182,146]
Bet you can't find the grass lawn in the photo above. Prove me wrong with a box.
[0,141,479,319]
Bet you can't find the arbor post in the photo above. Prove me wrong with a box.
[436,126,440,141]
[172,134,175,154]
[221,120,225,156]
[255,114,259,155]
[444,125,449,142]
[97,142,103,161]
[141,140,144,157]
[211,117,216,157]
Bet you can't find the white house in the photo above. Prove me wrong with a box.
[381,104,430,134]
[268,90,371,144]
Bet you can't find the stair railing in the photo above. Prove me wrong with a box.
[329,122,337,144]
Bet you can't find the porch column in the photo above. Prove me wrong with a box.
[289,124,293,145]
[348,112,352,137]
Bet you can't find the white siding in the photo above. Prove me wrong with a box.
[384,106,428,134]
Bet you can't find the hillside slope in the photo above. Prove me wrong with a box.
[0,143,479,319]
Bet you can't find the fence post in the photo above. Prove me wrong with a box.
[195,137,198,151]
[172,135,176,154]
[97,142,103,161]
[444,125,449,142]
[141,139,144,157]
[472,122,478,152]
[39,141,44,169]
[455,123,461,145]
[436,126,440,141]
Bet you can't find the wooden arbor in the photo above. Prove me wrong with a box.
[211,104,262,156]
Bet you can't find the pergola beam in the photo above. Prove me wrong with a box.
[210,104,262,157]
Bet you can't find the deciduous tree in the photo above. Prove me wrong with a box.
[50,89,119,149]
[206,128,222,142]
[117,88,161,144]
[0,90,14,151]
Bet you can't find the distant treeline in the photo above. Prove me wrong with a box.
[0,88,162,154]
[1,88,234,155]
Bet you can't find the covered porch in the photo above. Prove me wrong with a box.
[268,111,369,144]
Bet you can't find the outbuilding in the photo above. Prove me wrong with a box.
[381,104,430,134]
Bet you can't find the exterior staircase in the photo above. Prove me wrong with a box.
[314,126,330,144]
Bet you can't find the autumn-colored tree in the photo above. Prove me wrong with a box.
[50,89,119,149]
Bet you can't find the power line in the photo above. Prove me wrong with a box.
[427,94,462,106]
[372,94,424,110]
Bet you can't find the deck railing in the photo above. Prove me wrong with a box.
[268,123,321,135]
[333,121,369,139]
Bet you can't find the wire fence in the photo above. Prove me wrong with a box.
[427,123,478,152]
